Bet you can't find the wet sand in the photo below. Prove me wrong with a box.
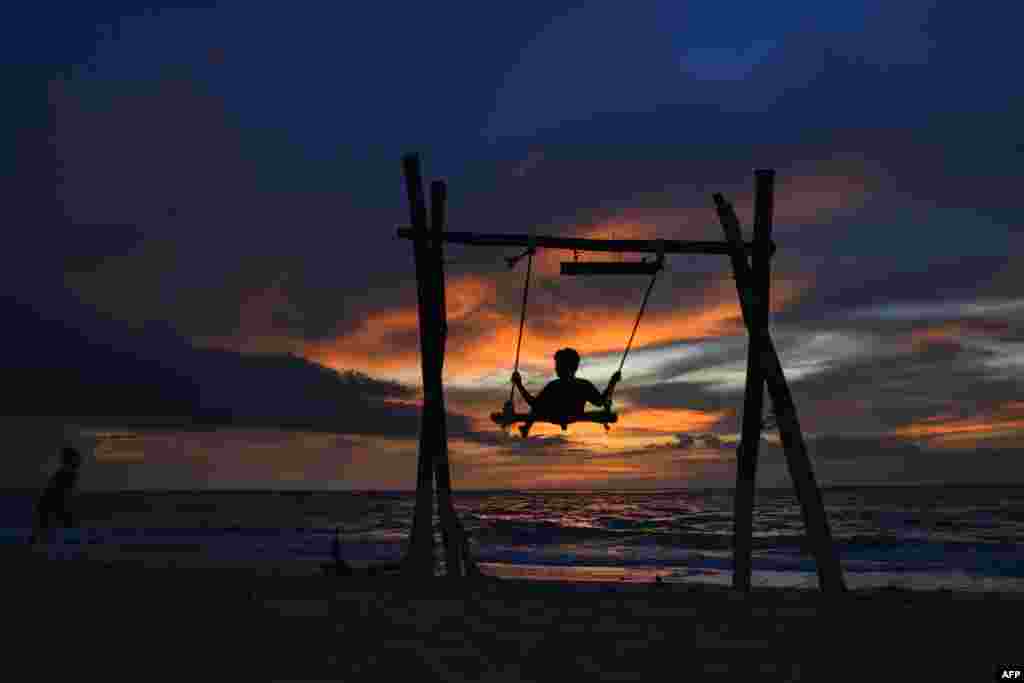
[8,550,1019,682]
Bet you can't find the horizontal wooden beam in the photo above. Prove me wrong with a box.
[560,261,662,276]
[396,227,774,257]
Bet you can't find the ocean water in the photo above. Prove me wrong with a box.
[2,486,1023,591]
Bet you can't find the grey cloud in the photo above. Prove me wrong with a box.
[616,317,1024,439]
[662,434,1024,488]
[0,293,468,440]
[775,255,1016,330]
[756,445,1024,489]
[451,429,588,458]
[616,381,742,417]
[804,434,926,461]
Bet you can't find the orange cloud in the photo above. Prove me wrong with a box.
[443,274,499,320]
[891,401,1024,448]
[454,445,734,489]
[614,406,729,434]
[304,274,500,375]
[444,394,730,458]
[309,268,810,386]
[533,405,732,455]
[529,461,646,486]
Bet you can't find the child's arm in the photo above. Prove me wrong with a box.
[596,372,622,407]
[511,372,536,407]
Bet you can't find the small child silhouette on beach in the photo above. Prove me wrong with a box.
[511,347,620,437]
[30,445,82,546]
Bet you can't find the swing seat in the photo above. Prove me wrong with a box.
[490,410,618,429]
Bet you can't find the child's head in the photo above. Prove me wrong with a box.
[554,348,580,379]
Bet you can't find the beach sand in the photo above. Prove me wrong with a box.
[8,550,1019,682]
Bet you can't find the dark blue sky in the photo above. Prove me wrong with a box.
[4,1,1023,489]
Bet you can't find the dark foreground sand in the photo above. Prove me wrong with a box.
[7,551,1020,682]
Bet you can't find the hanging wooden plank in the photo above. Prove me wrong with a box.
[401,152,437,578]
[714,191,847,594]
[560,261,663,276]
[732,169,774,592]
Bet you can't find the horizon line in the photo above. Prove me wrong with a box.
[4,481,1023,495]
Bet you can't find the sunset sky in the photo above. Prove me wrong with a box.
[4,1,1023,490]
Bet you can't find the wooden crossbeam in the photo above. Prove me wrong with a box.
[397,227,773,257]
[560,261,662,276]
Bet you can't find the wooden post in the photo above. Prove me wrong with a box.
[429,179,468,578]
[715,191,846,593]
[401,153,437,577]
[732,169,774,592]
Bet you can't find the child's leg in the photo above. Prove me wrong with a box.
[30,503,51,545]
[519,417,534,438]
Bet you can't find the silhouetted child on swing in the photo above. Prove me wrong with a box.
[29,445,82,546]
[511,348,620,438]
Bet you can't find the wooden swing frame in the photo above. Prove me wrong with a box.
[395,153,846,593]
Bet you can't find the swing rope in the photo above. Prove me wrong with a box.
[618,266,660,375]
[505,240,663,416]
[508,240,535,404]
[608,243,665,404]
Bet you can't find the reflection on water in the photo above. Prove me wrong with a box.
[2,486,1023,591]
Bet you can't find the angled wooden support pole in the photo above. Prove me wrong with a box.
[715,189,846,594]
[401,152,438,578]
[732,169,774,592]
